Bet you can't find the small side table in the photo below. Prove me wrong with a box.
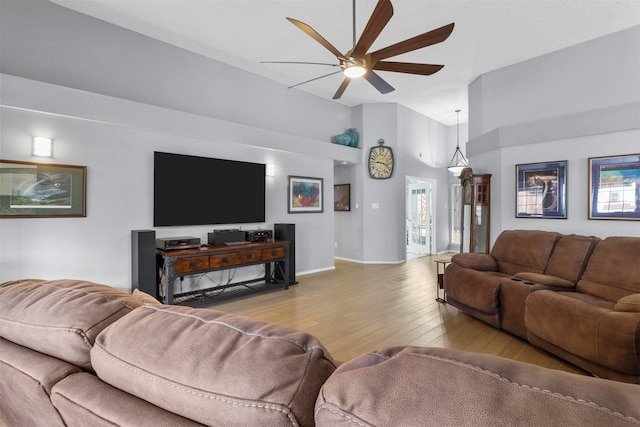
[434,256,452,303]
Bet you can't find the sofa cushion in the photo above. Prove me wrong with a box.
[525,290,640,377]
[315,346,640,427]
[490,230,559,275]
[51,372,203,427]
[91,305,337,427]
[0,279,143,370]
[544,234,599,283]
[577,237,640,302]
[131,288,162,305]
[615,294,640,313]
[0,336,81,427]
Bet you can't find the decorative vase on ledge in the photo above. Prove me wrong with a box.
[331,128,359,148]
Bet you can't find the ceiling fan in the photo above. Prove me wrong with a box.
[265,0,454,100]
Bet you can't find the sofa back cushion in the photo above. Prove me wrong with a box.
[577,236,640,301]
[91,305,337,427]
[490,230,559,275]
[315,346,640,427]
[544,234,600,283]
[0,279,143,370]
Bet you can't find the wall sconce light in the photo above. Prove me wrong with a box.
[32,137,54,157]
[265,164,275,177]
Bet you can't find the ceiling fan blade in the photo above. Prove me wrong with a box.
[373,61,444,76]
[261,61,340,67]
[364,70,394,94]
[370,22,455,62]
[286,17,345,59]
[287,70,342,89]
[351,0,393,58]
[333,78,352,99]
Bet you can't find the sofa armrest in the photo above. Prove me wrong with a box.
[614,294,640,313]
[451,253,497,271]
[515,272,575,288]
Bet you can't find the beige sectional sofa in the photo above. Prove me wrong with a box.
[2,279,640,426]
[444,230,640,383]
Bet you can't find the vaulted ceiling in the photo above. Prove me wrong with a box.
[51,0,640,125]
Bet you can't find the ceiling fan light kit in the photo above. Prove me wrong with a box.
[342,60,367,78]
[276,0,454,99]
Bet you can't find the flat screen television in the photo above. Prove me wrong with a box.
[154,151,266,226]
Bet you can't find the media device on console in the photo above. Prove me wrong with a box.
[245,229,273,242]
[208,229,247,246]
[156,236,201,250]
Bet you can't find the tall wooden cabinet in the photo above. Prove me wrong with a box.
[459,168,492,254]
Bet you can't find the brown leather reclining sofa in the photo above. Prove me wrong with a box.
[2,278,640,426]
[444,229,640,383]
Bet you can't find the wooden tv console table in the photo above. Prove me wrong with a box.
[157,240,291,307]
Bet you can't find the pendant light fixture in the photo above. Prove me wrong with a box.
[447,110,469,176]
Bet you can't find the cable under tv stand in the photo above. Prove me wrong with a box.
[157,240,291,307]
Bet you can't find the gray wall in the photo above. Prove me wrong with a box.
[468,26,640,243]
[333,103,462,262]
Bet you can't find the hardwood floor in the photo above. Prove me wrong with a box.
[213,256,587,375]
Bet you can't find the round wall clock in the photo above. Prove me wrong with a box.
[368,139,394,179]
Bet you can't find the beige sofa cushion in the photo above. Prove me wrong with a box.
[91,305,336,427]
[51,372,203,427]
[0,279,143,370]
[615,294,640,313]
[0,336,81,427]
[315,346,640,427]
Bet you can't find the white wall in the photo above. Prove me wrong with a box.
[467,25,640,244]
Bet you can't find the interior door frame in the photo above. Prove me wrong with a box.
[405,176,436,258]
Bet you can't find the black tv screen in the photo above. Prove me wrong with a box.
[154,151,266,226]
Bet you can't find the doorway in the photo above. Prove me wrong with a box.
[406,176,435,259]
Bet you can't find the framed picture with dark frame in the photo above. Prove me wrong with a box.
[588,153,640,220]
[0,159,87,218]
[334,184,350,211]
[287,176,323,213]
[515,160,567,219]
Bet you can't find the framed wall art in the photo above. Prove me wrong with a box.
[0,159,87,218]
[334,184,350,211]
[588,154,640,220]
[287,176,323,213]
[516,161,567,218]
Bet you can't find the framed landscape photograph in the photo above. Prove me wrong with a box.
[588,154,640,220]
[287,176,323,213]
[334,184,350,211]
[516,161,567,218]
[0,159,87,218]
